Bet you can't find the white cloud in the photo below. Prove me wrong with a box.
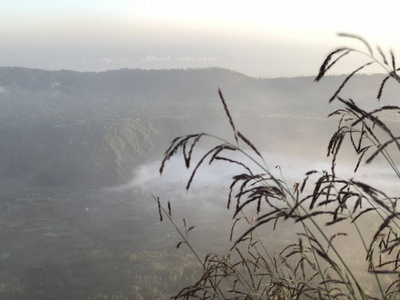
[101,57,129,63]
[143,55,171,61]
[0,86,6,93]
[178,57,193,61]
[198,57,218,62]
[143,56,157,61]
[101,57,112,63]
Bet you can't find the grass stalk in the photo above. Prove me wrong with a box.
[152,195,228,300]
[158,33,400,299]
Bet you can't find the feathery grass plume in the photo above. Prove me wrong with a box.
[218,88,238,145]
[351,207,377,224]
[338,33,374,56]
[157,34,400,299]
[233,185,285,217]
[300,172,315,193]
[337,97,400,160]
[329,62,374,102]
[330,95,400,178]
[366,137,400,164]
[349,121,364,153]
[391,51,397,75]
[327,233,348,253]
[186,144,234,190]
[212,156,253,176]
[186,133,205,168]
[377,75,391,100]
[156,196,163,222]
[330,130,344,178]
[353,145,369,173]
[315,48,352,82]
[159,133,205,174]
[377,46,389,65]
[168,201,172,217]
[237,131,262,158]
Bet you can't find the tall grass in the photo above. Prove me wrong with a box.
[157,34,400,299]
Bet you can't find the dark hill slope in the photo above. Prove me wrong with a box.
[0,67,398,187]
[0,67,396,121]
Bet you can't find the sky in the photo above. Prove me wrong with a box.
[1,0,399,78]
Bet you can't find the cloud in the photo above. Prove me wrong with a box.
[198,57,218,62]
[143,55,171,61]
[141,56,216,63]
[178,57,193,61]
[0,86,6,94]
[101,57,129,63]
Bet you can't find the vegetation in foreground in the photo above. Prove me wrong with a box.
[158,34,400,299]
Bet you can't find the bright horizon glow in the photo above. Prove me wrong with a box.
[0,0,399,78]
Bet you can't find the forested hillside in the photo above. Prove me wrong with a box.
[0,67,396,187]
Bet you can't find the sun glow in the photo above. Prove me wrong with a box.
[1,0,398,77]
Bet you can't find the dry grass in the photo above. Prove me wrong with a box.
[157,34,400,299]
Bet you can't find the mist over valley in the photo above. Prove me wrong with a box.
[0,67,399,299]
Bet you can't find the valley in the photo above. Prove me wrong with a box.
[0,67,398,299]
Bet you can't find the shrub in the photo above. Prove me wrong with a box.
[158,34,400,299]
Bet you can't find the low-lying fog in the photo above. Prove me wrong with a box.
[121,147,399,199]
[114,142,399,297]
[109,134,400,258]
[2,115,399,299]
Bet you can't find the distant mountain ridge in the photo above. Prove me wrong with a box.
[0,67,397,123]
[0,66,396,111]
[0,67,250,96]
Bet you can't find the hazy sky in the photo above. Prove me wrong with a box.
[1,0,399,78]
